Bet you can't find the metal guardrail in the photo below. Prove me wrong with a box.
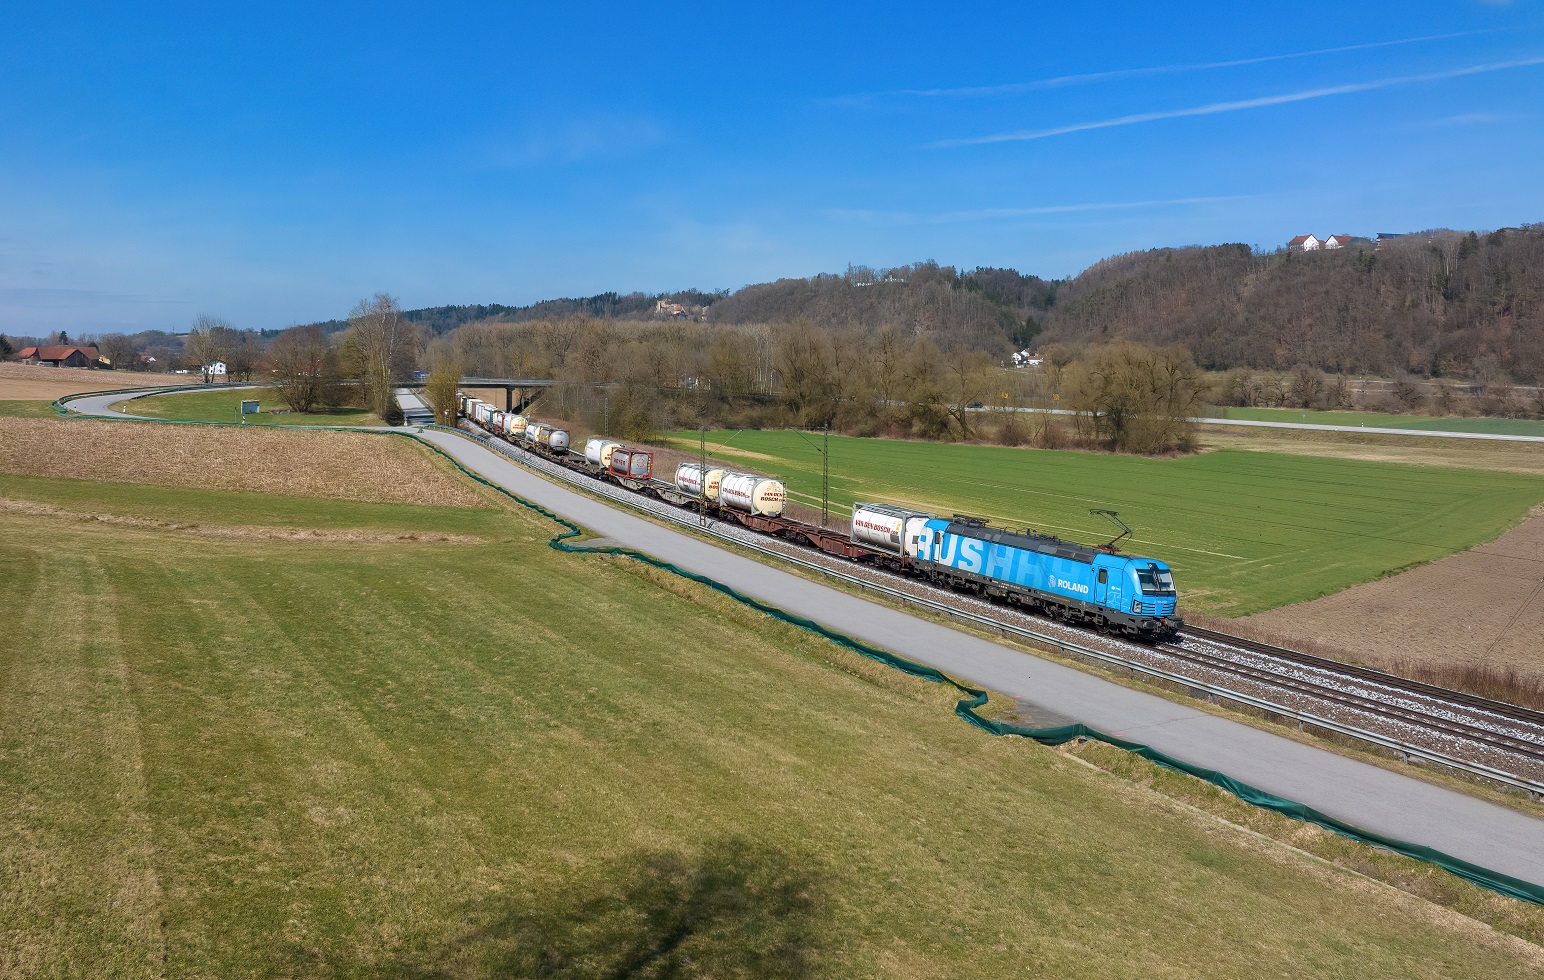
[429,425,1544,799]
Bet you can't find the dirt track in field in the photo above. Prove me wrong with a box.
[0,363,174,400]
[0,417,488,507]
[1243,509,1544,678]
[0,498,482,542]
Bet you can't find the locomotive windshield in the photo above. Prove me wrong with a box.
[1137,563,1176,596]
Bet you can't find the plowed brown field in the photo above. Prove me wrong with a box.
[0,362,173,400]
[0,416,486,506]
[1243,509,1544,678]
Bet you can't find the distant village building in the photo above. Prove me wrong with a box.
[654,299,688,318]
[1375,232,1405,250]
[16,345,101,368]
[1288,234,1363,252]
[203,360,228,383]
[1012,350,1043,368]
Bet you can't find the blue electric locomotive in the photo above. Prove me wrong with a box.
[912,517,1181,637]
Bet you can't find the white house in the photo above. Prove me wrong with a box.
[1288,234,1321,252]
[1323,234,1355,249]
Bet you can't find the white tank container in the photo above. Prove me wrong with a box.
[524,422,547,444]
[585,438,621,467]
[490,411,508,432]
[850,503,931,555]
[506,414,528,437]
[719,473,786,516]
[674,463,727,500]
[545,428,570,452]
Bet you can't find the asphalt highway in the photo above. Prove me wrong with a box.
[64,389,1544,887]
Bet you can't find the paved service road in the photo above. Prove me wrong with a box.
[980,406,1544,443]
[412,428,1544,887]
[60,389,1544,886]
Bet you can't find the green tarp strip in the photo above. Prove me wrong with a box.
[47,399,1544,905]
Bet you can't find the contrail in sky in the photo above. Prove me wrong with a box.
[880,31,1491,98]
[827,195,1248,225]
[934,56,1544,147]
[935,195,1249,222]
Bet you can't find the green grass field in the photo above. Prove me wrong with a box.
[1205,406,1544,437]
[5,472,1539,976]
[664,430,1544,615]
[0,400,64,419]
[119,387,382,426]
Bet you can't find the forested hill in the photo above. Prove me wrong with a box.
[706,263,1055,354]
[406,290,723,334]
[300,223,1542,383]
[1038,226,1544,382]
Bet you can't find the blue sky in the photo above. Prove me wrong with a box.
[2,2,1542,333]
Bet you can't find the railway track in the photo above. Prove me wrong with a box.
[1158,636,1544,765]
[1181,626,1544,729]
[447,421,1544,779]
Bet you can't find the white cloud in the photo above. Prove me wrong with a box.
[936,56,1544,147]
[486,116,665,167]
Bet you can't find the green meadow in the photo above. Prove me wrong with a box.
[664,430,1544,615]
[117,387,382,426]
[4,472,1539,976]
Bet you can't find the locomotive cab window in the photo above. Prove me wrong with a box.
[1097,569,1107,584]
[1136,564,1176,596]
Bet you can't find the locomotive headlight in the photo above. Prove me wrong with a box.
[1132,598,1141,613]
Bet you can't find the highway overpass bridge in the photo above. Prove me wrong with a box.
[401,377,557,413]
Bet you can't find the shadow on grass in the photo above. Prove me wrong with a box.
[379,837,826,978]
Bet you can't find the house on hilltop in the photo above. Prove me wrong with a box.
[1287,234,1322,252]
[16,345,101,368]
[1323,234,1356,249]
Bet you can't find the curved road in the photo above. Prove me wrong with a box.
[66,389,1544,888]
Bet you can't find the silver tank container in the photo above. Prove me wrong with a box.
[674,462,727,500]
[585,438,621,466]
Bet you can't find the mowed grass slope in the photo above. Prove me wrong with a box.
[665,431,1544,615]
[120,387,382,426]
[4,476,1539,977]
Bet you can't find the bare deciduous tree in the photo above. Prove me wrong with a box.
[269,325,340,413]
[185,314,244,383]
[1064,342,1208,453]
[343,294,420,421]
[423,355,463,427]
[98,333,140,371]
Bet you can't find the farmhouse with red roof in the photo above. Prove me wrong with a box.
[15,345,101,368]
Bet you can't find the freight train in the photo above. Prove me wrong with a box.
[455,393,1182,638]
